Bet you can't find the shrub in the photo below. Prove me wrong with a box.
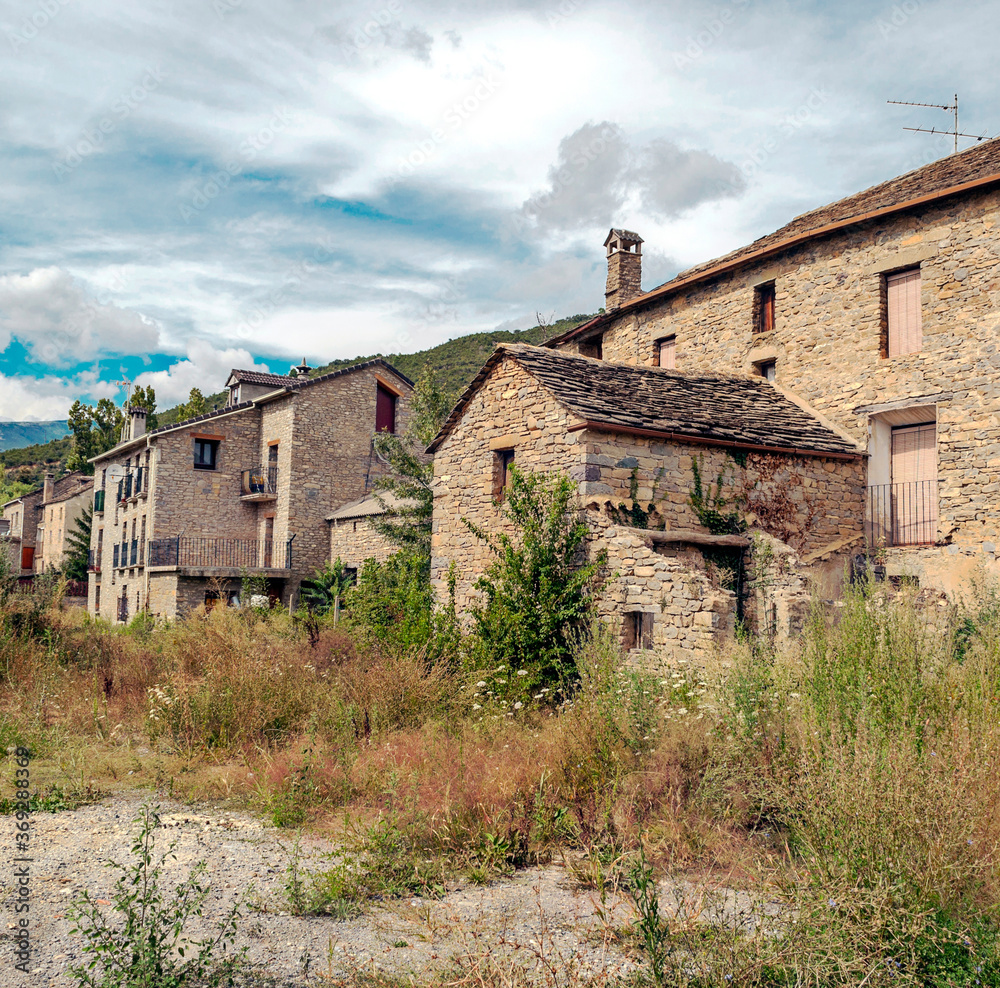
[464,468,606,687]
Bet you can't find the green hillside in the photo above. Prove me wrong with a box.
[156,312,595,425]
[0,435,73,487]
[0,420,69,452]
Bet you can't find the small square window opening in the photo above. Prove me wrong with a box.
[756,359,776,382]
[193,438,219,470]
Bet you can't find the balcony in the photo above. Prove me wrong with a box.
[147,537,292,571]
[88,549,101,574]
[240,465,278,501]
[866,481,939,548]
[94,489,105,514]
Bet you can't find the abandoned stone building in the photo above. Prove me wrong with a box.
[87,359,413,622]
[328,491,419,578]
[430,139,1000,657]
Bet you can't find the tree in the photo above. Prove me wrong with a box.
[66,386,157,475]
[464,468,607,685]
[62,503,93,582]
[176,388,208,421]
[369,364,451,563]
[299,558,355,615]
[0,464,32,505]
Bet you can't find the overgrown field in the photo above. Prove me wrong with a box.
[2,575,1000,986]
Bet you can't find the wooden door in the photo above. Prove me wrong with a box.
[891,423,937,544]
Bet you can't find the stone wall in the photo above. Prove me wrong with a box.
[565,186,1000,594]
[329,516,401,570]
[575,432,866,561]
[39,489,91,573]
[430,354,584,611]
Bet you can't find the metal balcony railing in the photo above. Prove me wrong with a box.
[147,537,292,569]
[240,465,278,497]
[94,489,105,513]
[88,549,100,573]
[866,481,939,548]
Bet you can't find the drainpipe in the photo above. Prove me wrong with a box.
[286,533,296,611]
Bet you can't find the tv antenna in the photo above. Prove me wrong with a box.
[114,375,134,444]
[887,94,989,154]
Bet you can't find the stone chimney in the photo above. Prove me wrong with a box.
[43,472,54,504]
[129,407,147,441]
[290,358,312,379]
[604,229,643,312]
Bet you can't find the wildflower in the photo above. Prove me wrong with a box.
[476,681,487,688]
[516,670,528,677]
[828,899,837,908]
[473,704,482,711]
[513,702,523,710]
[676,708,688,716]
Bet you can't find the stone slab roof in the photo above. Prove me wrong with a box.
[428,344,862,459]
[549,138,1000,346]
[43,472,92,505]
[326,491,419,522]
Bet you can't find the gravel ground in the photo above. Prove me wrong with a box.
[0,793,649,987]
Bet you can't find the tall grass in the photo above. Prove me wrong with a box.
[3,578,1000,983]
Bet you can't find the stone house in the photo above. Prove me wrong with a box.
[328,491,419,578]
[2,471,91,578]
[547,140,1000,597]
[427,344,864,657]
[87,359,413,622]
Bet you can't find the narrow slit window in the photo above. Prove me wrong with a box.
[493,448,515,500]
[657,335,676,369]
[754,283,775,334]
[886,268,922,357]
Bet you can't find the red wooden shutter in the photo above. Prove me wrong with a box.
[658,337,676,369]
[21,546,33,570]
[887,269,922,357]
[375,384,396,433]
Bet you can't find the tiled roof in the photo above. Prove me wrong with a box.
[326,491,419,521]
[605,228,643,245]
[94,359,414,461]
[43,472,92,505]
[228,369,298,387]
[427,345,862,458]
[548,138,1000,345]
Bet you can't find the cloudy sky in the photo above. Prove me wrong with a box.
[1,0,996,419]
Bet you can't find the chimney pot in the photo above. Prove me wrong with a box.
[603,228,643,311]
[129,407,147,441]
[43,472,54,504]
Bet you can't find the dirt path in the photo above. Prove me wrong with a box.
[0,793,649,987]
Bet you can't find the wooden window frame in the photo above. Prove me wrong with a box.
[656,335,676,369]
[193,438,220,471]
[753,282,776,335]
[622,611,653,650]
[492,448,516,501]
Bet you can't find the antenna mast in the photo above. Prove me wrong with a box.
[887,94,988,154]
[115,375,134,445]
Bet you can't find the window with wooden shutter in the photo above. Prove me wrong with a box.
[890,422,937,544]
[375,384,396,433]
[657,336,676,369]
[887,268,922,357]
[754,283,775,334]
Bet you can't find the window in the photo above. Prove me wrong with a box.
[890,422,937,544]
[622,611,653,650]
[756,359,776,382]
[493,448,515,500]
[753,283,775,334]
[193,438,219,470]
[657,336,676,369]
[375,384,397,433]
[885,267,922,357]
[579,335,603,360]
[95,585,100,612]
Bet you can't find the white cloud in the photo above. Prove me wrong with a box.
[0,268,161,367]
[134,339,274,405]
[0,370,117,421]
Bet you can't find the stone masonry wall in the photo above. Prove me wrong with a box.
[573,187,1000,593]
[284,365,413,599]
[430,355,584,612]
[576,431,866,560]
[329,517,401,570]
